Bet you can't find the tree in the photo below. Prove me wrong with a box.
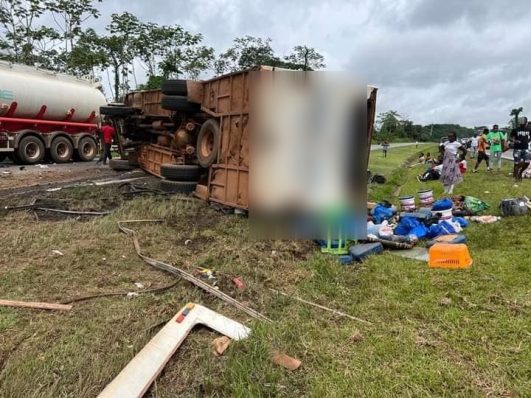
[65,28,107,78]
[45,0,100,53]
[284,45,325,71]
[375,110,403,140]
[510,107,523,128]
[215,36,276,74]
[0,0,57,65]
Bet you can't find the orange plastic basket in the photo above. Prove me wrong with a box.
[428,243,472,269]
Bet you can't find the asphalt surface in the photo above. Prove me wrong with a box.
[370,142,424,151]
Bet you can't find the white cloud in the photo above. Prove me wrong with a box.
[92,0,531,126]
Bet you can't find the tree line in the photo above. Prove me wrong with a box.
[0,0,325,100]
[375,110,475,142]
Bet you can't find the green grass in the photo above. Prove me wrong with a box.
[0,152,529,397]
[369,144,432,176]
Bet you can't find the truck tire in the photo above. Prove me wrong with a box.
[196,119,220,168]
[160,164,202,181]
[161,95,200,113]
[77,136,98,161]
[50,136,73,163]
[17,136,45,164]
[100,106,134,117]
[127,150,139,166]
[161,79,187,96]
[159,179,197,194]
[109,159,135,171]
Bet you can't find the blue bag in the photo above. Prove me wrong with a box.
[432,198,453,211]
[371,204,395,224]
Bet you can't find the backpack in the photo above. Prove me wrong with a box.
[499,198,529,217]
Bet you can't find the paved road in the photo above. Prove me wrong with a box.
[370,142,426,151]
[0,159,122,192]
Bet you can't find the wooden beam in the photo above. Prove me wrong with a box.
[0,299,72,311]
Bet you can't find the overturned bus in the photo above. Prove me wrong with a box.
[101,67,377,211]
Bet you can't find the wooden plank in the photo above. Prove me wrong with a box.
[0,299,72,311]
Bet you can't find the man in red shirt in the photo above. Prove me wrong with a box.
[97,120,115,165]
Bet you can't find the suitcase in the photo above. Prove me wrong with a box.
[349,242,383,262]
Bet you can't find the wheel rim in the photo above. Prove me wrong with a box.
[25,142,41,160]
[57,143,68,157]
[82,142,95,157]
[200,129,214,158]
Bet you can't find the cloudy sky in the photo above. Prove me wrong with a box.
[91,0,531,127]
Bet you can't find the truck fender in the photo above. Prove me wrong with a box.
[71,132,97,149]
[12,130,44,149]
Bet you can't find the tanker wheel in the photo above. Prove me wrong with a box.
[50,137,73,163]
[77,137,98,161]
[196,119,220,168]
[17,136,45,165]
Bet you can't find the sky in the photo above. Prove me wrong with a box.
[89,0,531,127]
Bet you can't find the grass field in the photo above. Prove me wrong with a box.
[0,148,529,397]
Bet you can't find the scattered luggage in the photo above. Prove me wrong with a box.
[349,242,383,262]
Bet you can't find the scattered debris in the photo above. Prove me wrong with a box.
[3,199,110,217]
[46,187,62,192]
[351,331,364,342]
[212,336,231,356]
[271,352,301,371]
[270,288,372,325]
[51,249,64,256]
[98,303,250,397]
[439,297,452,306]
[391,247,429,262]
[61,281,178,304]
[118,181,167,196]
[94,177,145,186]
[36,207,110,216]
[232,277,244,290]
[184,239,192,245]
[118,220,271,322]
[0,299,72,311]
[134,282,145,289]
[469,215,500,224]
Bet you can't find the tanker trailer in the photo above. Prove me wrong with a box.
[0,61,107,164]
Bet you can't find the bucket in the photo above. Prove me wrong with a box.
[418,189,434,206]
[399,195,416,211]
[432,208,453,220]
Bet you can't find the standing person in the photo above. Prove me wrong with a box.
[97,120,115,165]
[382,140,389,158]
[470,134,478,159]
[487,124,504,170]
[473,129,490,172]
[415,140,419,148]
[439,131,467,194]
[510,117,531,183]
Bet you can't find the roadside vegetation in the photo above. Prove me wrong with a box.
[0,148,529,397]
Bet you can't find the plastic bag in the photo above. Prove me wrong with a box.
[371,204,396,224]
[432,198,453,211]
[395,216,429,239]
[464,196,489,214]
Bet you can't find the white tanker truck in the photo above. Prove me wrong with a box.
[0,61,107,164]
